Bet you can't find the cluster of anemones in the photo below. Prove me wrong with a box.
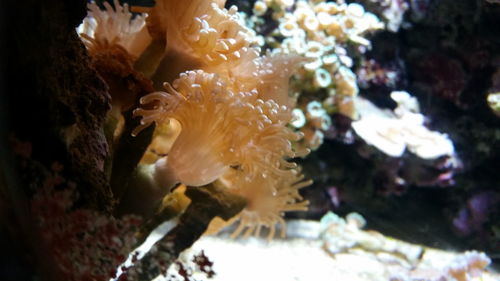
[79,0,311,239]
[132,69,311,238]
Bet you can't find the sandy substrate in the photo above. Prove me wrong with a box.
[155,219,499,281]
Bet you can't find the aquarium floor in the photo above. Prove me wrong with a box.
[157,220,499,281]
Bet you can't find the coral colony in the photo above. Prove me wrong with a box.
[79,0,312,238]
[76,0,456,240]
[18,0,497,280]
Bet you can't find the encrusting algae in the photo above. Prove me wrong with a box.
[78,0,312,239]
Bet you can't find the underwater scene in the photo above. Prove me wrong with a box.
[1,0,499,280]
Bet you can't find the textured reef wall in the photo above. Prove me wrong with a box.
[0,0,499,280]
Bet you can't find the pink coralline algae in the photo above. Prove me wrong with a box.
[31,171,142,281]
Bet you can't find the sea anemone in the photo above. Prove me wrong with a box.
[133,68,311,238]
[133,70,243,187]
[78,0,150,58]
[147,0,254,67]
[138,0,262,86]
[217,167,311,240]
[252,52,306,107]
[205,49,306,109]
[78,1,155,119]
[233,99,303,181]
[134,69,303,188]
[183,3,254,65]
